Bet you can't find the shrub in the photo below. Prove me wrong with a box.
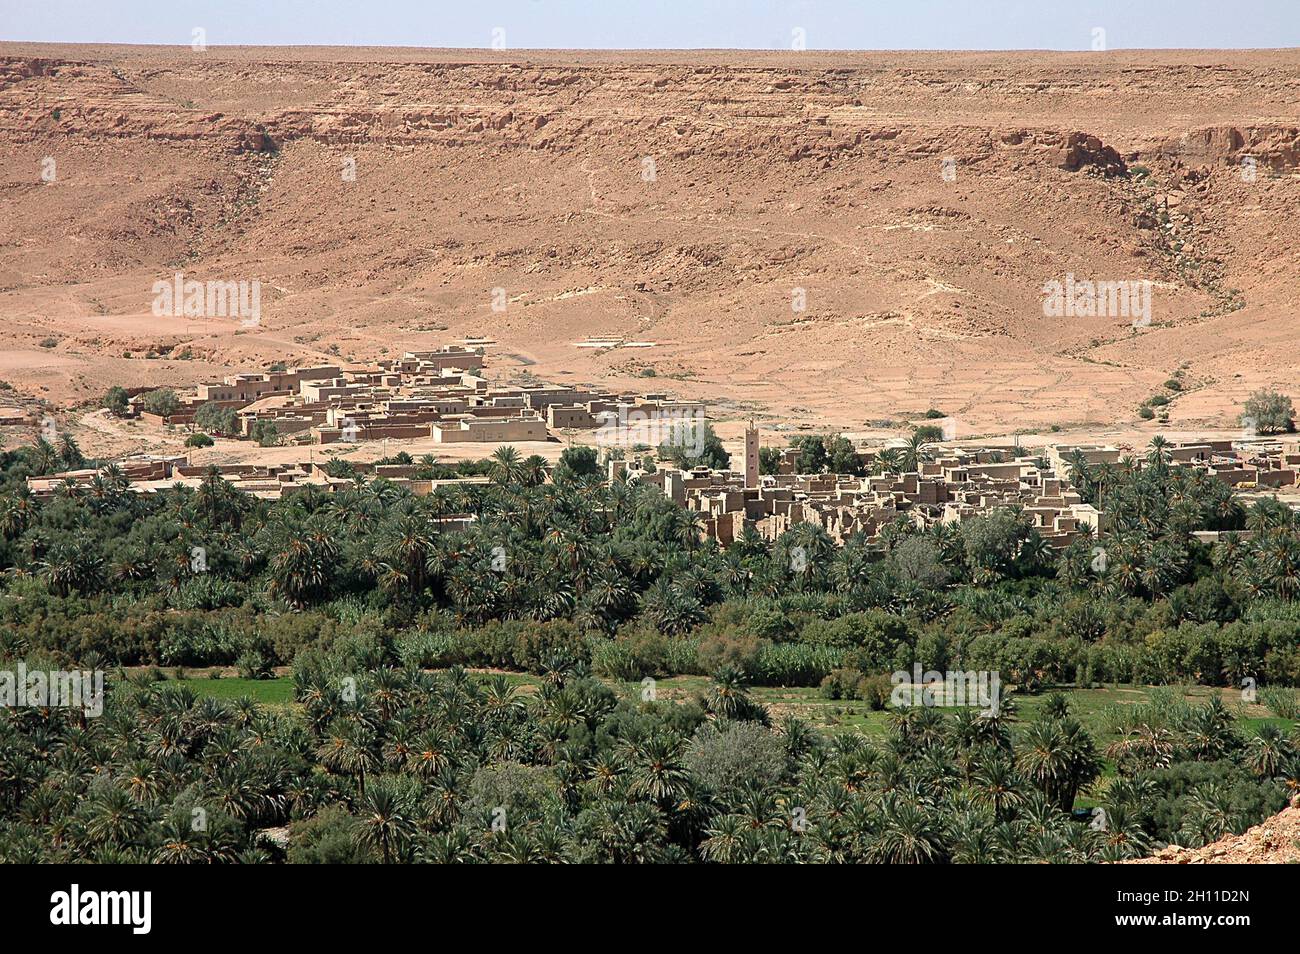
[250,421,280,447]
[506,620,588,672]
[464,762,559,826]
[158,618,244,666]
[799,610,913,668]
[194,402,238,436]
[1241,389,1295,435]
[820,668,861,700]
[555,445,600,480]
[185,433,215,448]
[658,421,730,470]
[665,637,700,675]
[696,629,766,677]
[591,638,648,681]
[288,805,374,864]
[685,721,786,794]
[101,386,129,417]
[139,388,180,417]
[819,669,894,708]
[394,630,460,669]
[236,649,274,680]
[593,629,697,680]
[857,673,893,710]
[1260,686,1299,720]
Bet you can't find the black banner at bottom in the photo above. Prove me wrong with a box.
[0,862,1274,939]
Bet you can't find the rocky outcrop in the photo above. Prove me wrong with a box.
[1156,124,1300,170]
[1127,800,1300,864]
[1055,132,1126,176]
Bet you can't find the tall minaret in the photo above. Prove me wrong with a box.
[744,421,759,488]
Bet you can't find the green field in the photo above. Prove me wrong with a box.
[173,671,1294,743]
[177,676,297,706]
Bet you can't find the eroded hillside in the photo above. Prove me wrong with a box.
[2,44,1298,437]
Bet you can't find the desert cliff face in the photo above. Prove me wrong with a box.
[2,44,1299,439]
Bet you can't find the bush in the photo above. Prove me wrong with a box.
[696,629,766,677]
[799,610,913,668]
[1241,389,1296,435]
[685,721,786,794]
[288,805,373,864]
[194,402,238,436]
[158,618,244,667]
[394,630,460,669]
[1260,686,1299,720]
[236,649,274,680]
[250,421,280,447]
[820,668,860,700]
[857,673,893,709]
[101,386,129,417]
[658,421,730,470]
[819,669,893,708]
[464,762,559,827]
[185,433,215,448]
[556,445,600,480]
[591,637,653,680]
[1141,759,1288,847]
[139,388,180,417]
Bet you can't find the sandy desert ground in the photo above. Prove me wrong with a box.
[2,43,1298,462]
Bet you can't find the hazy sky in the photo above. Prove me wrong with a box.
[2,0,1297,50]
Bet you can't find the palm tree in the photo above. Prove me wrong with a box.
[874,447,904,475]
[152,813,213,864]
[1105,725,1176,775]
[266,512,341,607]
[1245,725,1293,779]
[38,538,105,596]
[1177,783,1241,846]
[701,666,766,723]
[1146,435,1171,469]
[30,437,59,475]
[521,454,549,487]
[490,446,525,486]
[947,809,1004,863]
[639,578,706,635]
[868,796,945,864]
[1016,718,1101,812]
[81,785,150,847]
[971,756,1027,820]
[901,430,936,474]
[316,721,378,796]
[700,814,748,863]
[623,731,690,806]
[354,780,417,863]
[0,490,35,539]
[1016,533,1053,574]
[378,509,435,597]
